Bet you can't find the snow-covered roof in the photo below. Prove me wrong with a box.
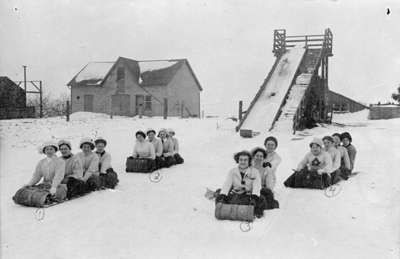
[68,57,202,90]
[138,60,179,73]
[74,62,114,85]
[138,60,183,86]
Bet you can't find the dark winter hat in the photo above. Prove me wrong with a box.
[340,132,352,142]
[58,139,72,150]
[322,136,334,143]
[251,147,267,159]
[234,150,253,164]
[94,137,107,146]
[146,128,156,135]
[264,136,278,148]
[79,138,95,150]
[135,130,146,139]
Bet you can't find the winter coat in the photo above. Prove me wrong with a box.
[252,164,269,189]
[160,138,174,157]
[264,152,281,190]
[296,151,332,174]
[325,147,341,173]
[28,155,66,190]
[253,152,281,190]
[132,140,156,160]
[96,151,112,174]
[221,167,261,196]
[76,152,99,181]
[337,146,351,170]
[61,154,83,184]
[344,144,357,171]
[170,137,180,154]
[149,138,163,157]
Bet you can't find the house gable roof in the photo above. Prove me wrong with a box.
[0,76,25,93]
[328,90,368,108]
[67,57,202,91]
[67,62,114,86]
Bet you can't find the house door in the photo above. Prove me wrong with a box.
[135,95,144,115]
[84,95,94,112]
[112,94,131,116]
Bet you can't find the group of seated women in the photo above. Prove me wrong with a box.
[284,131,357,189]
[128,128,184,172]
[14,137,119,205]
[215,136,281,218]
[215,132,357,219]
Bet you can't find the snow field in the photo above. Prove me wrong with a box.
[0,110,399,259]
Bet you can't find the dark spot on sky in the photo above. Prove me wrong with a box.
[387,8,390,15]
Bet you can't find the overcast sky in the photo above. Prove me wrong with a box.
[1,0,399,115]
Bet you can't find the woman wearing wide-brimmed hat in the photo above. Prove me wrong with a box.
[167,128,184,164]
[76,138,100,192]
[19,141,67,202]
[58,139,86,199]
[158,128,176,168]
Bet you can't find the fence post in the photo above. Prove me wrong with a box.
[139,104,143,119]
[180,102,184,118]
[239,100,243,122]
[66,101,70,122]
[39,81,43,118]
[163,98,168,119]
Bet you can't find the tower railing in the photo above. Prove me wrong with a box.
[273,28,333,57]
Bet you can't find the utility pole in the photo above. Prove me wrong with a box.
[23,65,27,92]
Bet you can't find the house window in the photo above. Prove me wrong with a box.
[145,95,152,110]
[116,67,125,93]
[117,67,125,81]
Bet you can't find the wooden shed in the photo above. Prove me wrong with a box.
[328,90,368,113]
[0,76,35,119]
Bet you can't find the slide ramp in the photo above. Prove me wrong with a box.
[238,44,306,135]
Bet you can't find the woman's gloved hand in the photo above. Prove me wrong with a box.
[216,194,228,203]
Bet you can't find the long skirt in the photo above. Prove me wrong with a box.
[284,169,332,189]
[174,153,184,164]
[162,155,176,168]
[99,168,119,189]
[65,177,86,199]
[260,187,279,209]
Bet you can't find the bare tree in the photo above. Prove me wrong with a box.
[27,93,70,117]
[392,85,400,104]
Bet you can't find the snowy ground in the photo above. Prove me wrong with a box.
[1,110,399,259]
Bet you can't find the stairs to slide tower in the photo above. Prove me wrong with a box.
[237,29,333,137]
